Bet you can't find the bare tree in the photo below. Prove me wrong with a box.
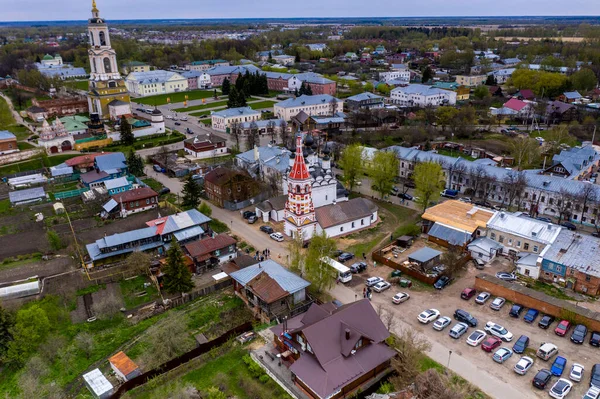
[74,332,95,359]
[389,328,432,390]
[576,183,598,224]
[246,121,259,151]
[382,309,397,332]
[441,245,465,277]
[450,162,467,191]
[140,314,196,369]
[266,120,276,144]
[124,251,152,274]
[229,121,241,150]
[480,173,497,201]
[555,188,579,224]
[510,136,540,170]
[157,146,172,172]
[414,369,465,399]
[501,171,527,209]
[279,120,289,147]
[92,295,122,320]
[329,98,338,116]
[470,165,488,199]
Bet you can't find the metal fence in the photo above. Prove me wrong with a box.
[223,191,270,211]
[54,187,89,200]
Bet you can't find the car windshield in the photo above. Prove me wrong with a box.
[553,381,568,391]
[493,299,502,304]
[470,332,482,339]
[557,324,567,330]
[495,326,507,334]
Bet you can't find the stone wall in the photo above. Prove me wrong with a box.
[0,149,43,166]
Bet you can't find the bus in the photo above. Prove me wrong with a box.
[321,257,352,283]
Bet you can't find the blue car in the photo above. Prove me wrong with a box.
[551,356,567,376]
[512,335,530,354]
[523,309,539,323]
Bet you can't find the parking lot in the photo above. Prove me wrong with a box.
[342,260,598,399]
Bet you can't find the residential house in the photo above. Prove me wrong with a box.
[81,152,128,188]
[542,145,599,180]
[487,68,515,84]
[121,61,150,74]
[306,43,327,52]
[373,45,387,55]
[256,50,284,62]
[468,237,504,263]
[204,167,259,207]
[180,70,212,90]
[104,176,131,195]
[274,94,344,121]
[109,351,141,382]
[265,71,293,91]
[490,98,533,119]
[0,131,18,155]
[270,299,396,399]
[455,75,487,87]
[488,86,503,97]
[235,145,291,181]
[60,115,90,136]
[125,70,188,96]
[310,113,346,134]
[379,68,410,84]
[345,92,385,111]
[210,107,261,132]
[344,52,358,61]
[390,84,457,107]
[65,153,104,173]
[26,105,48,121]
[239,119,286,136]
[314,197,379,238]
[541,230,600,295]
[386,53,408,64]
[502,58,521,67]
[205,65,262,86]
[185,59,229,72]
[287,73,336,95]
[545,101,579,125]
[421,200,496,248]
[515,89,535,101]
[110,187,159,216]
[272,54,295,66]
[559,91,583,104]
[85,209,212,265]
[255,194,288,222]
[432,82,470,101]
[183,233,237,273]
[183,134,228,159]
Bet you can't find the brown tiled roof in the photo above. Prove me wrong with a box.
[109,351,139,376]
[315,198,378,229]
[65,153,104,167]
[112,187,158,203]
[183,234,236,258]
[246,271,289,304]
[204,167,251,186]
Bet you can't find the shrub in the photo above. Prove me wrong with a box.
[258,374,270,384]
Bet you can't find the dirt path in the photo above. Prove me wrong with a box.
[0,92,34,136]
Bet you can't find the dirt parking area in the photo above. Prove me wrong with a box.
[346,262,597,399]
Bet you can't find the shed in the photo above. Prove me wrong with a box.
[0,280,41,300]
[109,351,141,382]
[8,187,47,205]
[408,247,442,270]
[53,202,65,214]
[82,369,114,399]
[396,235,414,248]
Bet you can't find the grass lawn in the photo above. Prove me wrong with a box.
[120,275,160,309]
[249,100,277,110]
[436,148,477,162]
[134,90,217,106]
[0,96,31,140]
[64,80,89,91]
[0,199,12,216]
[190,108,225,118]
[529,280,575,300]
[142,177,163,192]
[16,141,35,150]
[0,153,78,177]
[172,100,229,112]
[0,253,43,271]
[100,132,186,153]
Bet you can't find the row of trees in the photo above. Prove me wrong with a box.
[509,67,598,97]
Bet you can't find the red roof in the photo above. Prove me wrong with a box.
[504,98,528,112]
[518,89,535,100]
[112,187,158,204]
[289,135,310,180]
[184,234,236,258]
[65,153,105,167]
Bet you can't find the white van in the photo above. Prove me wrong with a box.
[536,343,558,360]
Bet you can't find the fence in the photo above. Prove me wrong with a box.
[54,187,89,200]
[223,191,270,211]
[167,278,233,308]
[111,321,253,398]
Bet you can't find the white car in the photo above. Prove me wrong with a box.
[449,322,469,339]
[392,292,410,304]
[269,232,284,242]
[433,316,452,331]
[549,378,573,399]
[180,116,188,121]
[514,356,534,375]
[365,277,383,287]
[484,321,514,342]
[417,309,440,324]
[583,386,600,399]
[165,115,173,119]
[570,363,584,382]
[490,297,506,310]
[475,292,491,304]
[373,281,391,293]
[466,330,487,346]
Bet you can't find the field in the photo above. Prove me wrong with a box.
[0,96,31,140]
[0,153,79,176]
[64,80,90,91]
[190,109,223,118]
[134,90,218,106]
[97,131,186,154]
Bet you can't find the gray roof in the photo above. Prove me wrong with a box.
[276,94,340,109]
[488,212,562,245]
[236,145,290,174]
[102,198,118,213]
[239,119,285,129]
[0,130,16,140]
[391,83,452,96]
[95,152,126,172]
[50,163,74,177]
[293,72,334,85]
[104,177,130,190]
[9,187,46,204]
[37,66,87,78]
[96,226,157,250]
[551,145,598,178]
[264,71,293,80]
[346,92,384,102]
[315,198,377,229]
[229,259,310,294]
[468,237,503,253]
[312,112,347,124]
[543,230,600,278]
[127,70,185,84]
[205,65,261,76]
[408,247,442,263]
[428,223,471,246]
[516,252,539,267]
[564,91,582,100]
[212,106,260,118]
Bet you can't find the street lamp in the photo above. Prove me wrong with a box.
[447,350,453,369]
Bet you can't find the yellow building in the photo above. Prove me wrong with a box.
[455,75,487,88]
[86,0,131,120]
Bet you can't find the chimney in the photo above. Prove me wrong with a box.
[345,329,350,340]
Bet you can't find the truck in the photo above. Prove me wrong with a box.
[441,189,459,199]
[321,257,352,283]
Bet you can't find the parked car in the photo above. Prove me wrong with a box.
[512,335,530,354]
[561,221,577,231]
[571,324,588,344]
[481,336,502,352]
[549,378,573,399]
[537,217,553,223]
[398,192,413,200]
[490,297,506,311]
[460,288,477,300]
[473,258,485,269]
[485,321,514,342]
[591,364,600,388]
[390,186,399,195]
[158,187,171,195]
[349,262,367,273]
[590,331,600,347]
[449,322,469,339]
[495,272,517,281]
[583,386,600,399]
[441,189,459,199]
[509,304,525,318]
[365,277,384,287]
[434,276,452,290]
[153,164,164,173]
[555,320,571,337]
[466,330,487,346]
[532,369,553,389]
[551,356,568,376]
[373,281,391,293]
[539,314,556,329]
[392,292,410,304]
[242,211,256,219]
[454,309,478,327]
[259,226,274,234]
[247,215,258,224]
[537,342,559,361]
[492,347,513,363]
[432,316,452,331]
[338,252,354,262]
[514,356,534,375]
[570,363,585,382]
[475,292,491,304]
[269,232,284,242]
[523,309,539,323]
[174,122,181,126]
[417,309,440,324]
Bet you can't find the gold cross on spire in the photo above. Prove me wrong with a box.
[92,0,98,12]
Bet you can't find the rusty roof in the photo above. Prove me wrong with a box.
[183,234,236,258]
[422,200,495,233]
[112,187,158,203]
[246,271,289,304]
[109,351,139,376]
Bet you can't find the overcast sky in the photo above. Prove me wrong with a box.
[2,0,599,21]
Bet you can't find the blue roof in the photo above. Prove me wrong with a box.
[205,65,261,76]
[0,130,16,140]
[276,94,339,109]
[468,237,503,253]
[97,226,157,250]
[292,72,334,85]
[159,209,212,235]
[86,240,163,261]
[190,59,228,65]
[104,177,130,190]
[408,247,443,263]
[543,229,600,277]
[236,145,291,174]
[551,145,598,178]
[230,259,310,294]
[212,107,260,118]
[180,70,204,78]
[95,152,126,172]
[346,92,383,102]
[391,83,451,96]
[102,198,118,213]
[37,66,87,78]
[428,223,471,246]
[564,91,582,100]
[173,225,204,241]
[50,163,73,177]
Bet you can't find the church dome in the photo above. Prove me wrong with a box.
[152,108,162,115]
[304,134,314,146]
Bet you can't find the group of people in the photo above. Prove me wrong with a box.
[363,287,373,301]
[251,248,271,262]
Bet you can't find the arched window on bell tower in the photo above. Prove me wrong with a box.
[89,32,94,46]
[92,58,97,73]
[103,57,112,73]
[99,31,106,46]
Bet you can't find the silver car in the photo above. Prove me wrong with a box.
[449,322,469,339]
[490,297,506,311]
[433,316,452,331]
[475,292,491,304]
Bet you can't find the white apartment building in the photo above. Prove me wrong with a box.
[125,70,188,97]
[210,107,261,132]
[390,84,456,107]
[379,69,410,83]
[274,94,344,121]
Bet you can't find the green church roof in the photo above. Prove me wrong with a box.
[42,54,54,60]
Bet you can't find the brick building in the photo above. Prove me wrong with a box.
[0,131,18,155]
[204,167,259,207]
[32,96,89,117]
[111,187,159,216]
[183,134,228,159]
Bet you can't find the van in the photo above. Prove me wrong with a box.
[441,189,459,199]
[536,343,558,361]
[453,309,477,327]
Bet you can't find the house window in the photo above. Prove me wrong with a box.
[549,198,554,205]
[296,334,304,345]
[516,241,521,248]
[525,269,530,276]
[524,243,529,250]
[586,275,591,282]
[355,338,363,349]
[151,197,155,203]
[490,233,496,240]
[508,239,512,246]
[215,249,221,256]
[570,268,575,275]
[361,219,365,226]
[352,222,355,228]
[340,227,344,232]
[533,245,539,253]
[129,201,134,207]
[146,199,150,205]
[541,196,545,203]
[499,235,504,243]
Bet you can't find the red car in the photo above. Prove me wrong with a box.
[461,288,477,300]
[481,336,502,352]
[555,320,571,336]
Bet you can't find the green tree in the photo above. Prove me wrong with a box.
[305,231,336,293]
[485,75,497,85]
[338,143,364,192]
[435,106,459,131]
[206,387,227,399]
[127,150,144,177]
[510,136,540,170]
[413,162,445,212]
[4,305,50,365]
[473,85,490,100]
[46,229,63,251]
[182,176,202,209]
[369,150,399,199]
[421,66,433,83]
[198,202,212,217]
[221,78,230,95]
[119,115,135,146]
[0,305,14,357]
[287,234,304,275]
[570,68,598,92]
[162,240,194,294]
